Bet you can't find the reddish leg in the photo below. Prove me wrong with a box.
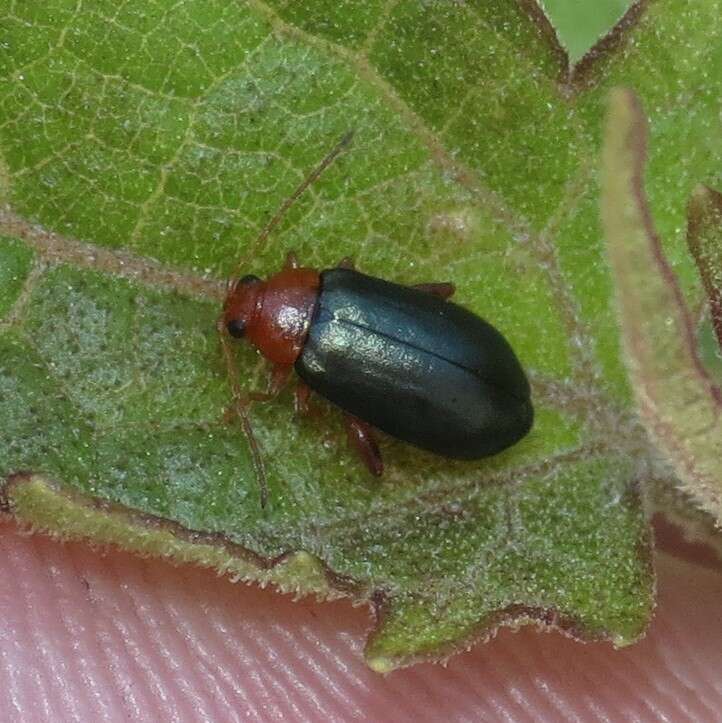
[270,363,292,395]
[284,251,300,269]
[294,381,312,415]
[247,363,293,402]
[344,414,383,476]
[337,256,355,270]
[413,282,455,299]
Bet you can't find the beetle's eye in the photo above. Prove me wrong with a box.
[239,274,261,285]
[226,319,246,338]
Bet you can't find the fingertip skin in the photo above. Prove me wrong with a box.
[295,268,533,459]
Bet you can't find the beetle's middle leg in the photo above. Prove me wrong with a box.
[343,414,383,477]
[336,256,355,270]
[413,282,455,299]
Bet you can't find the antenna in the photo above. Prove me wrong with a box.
[230,130,354,280]
[217,319,270,508]
[222,132,354,508]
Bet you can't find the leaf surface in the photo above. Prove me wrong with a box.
[601,88,722,528]
[1,0,718,668]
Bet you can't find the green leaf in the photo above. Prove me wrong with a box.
[1,0,717,669]
[603,109,722,526]
[688,185,722,354]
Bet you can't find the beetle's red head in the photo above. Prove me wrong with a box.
[223,274,265,341]
[223,264,320,365]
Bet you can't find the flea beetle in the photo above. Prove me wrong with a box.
[219,135,533,505]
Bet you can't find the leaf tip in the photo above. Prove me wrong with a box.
[601,87,722,525]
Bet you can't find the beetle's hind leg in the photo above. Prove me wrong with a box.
[413,282,455,299]
[344,414,383,477]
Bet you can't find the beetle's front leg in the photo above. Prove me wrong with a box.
[247,363,293,402]
[216,316,270,507]
[270,363,292,395]
[336,256,355,270]
[413,282,455,300]
[294,381,312,415]
[343,414,383,477]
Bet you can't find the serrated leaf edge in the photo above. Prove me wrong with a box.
[2,471,654,673]
[1,472,364,601]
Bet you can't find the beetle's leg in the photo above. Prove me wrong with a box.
[294,381,312,416]
[284,251,300,270]
[270,363,293,395]
[413,282,455,300]
[216,317,269,508]
[336,256,355,270]
[246,364,314,416]
[344,414,383,477]
[247,363,293,402]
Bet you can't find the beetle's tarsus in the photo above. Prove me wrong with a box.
[413,282,455,300]
[344,414,384,476]
[336,256,355,270]
[284,251,300,270]
[294,381,312,416]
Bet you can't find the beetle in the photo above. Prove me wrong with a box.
[219,134,533,506]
